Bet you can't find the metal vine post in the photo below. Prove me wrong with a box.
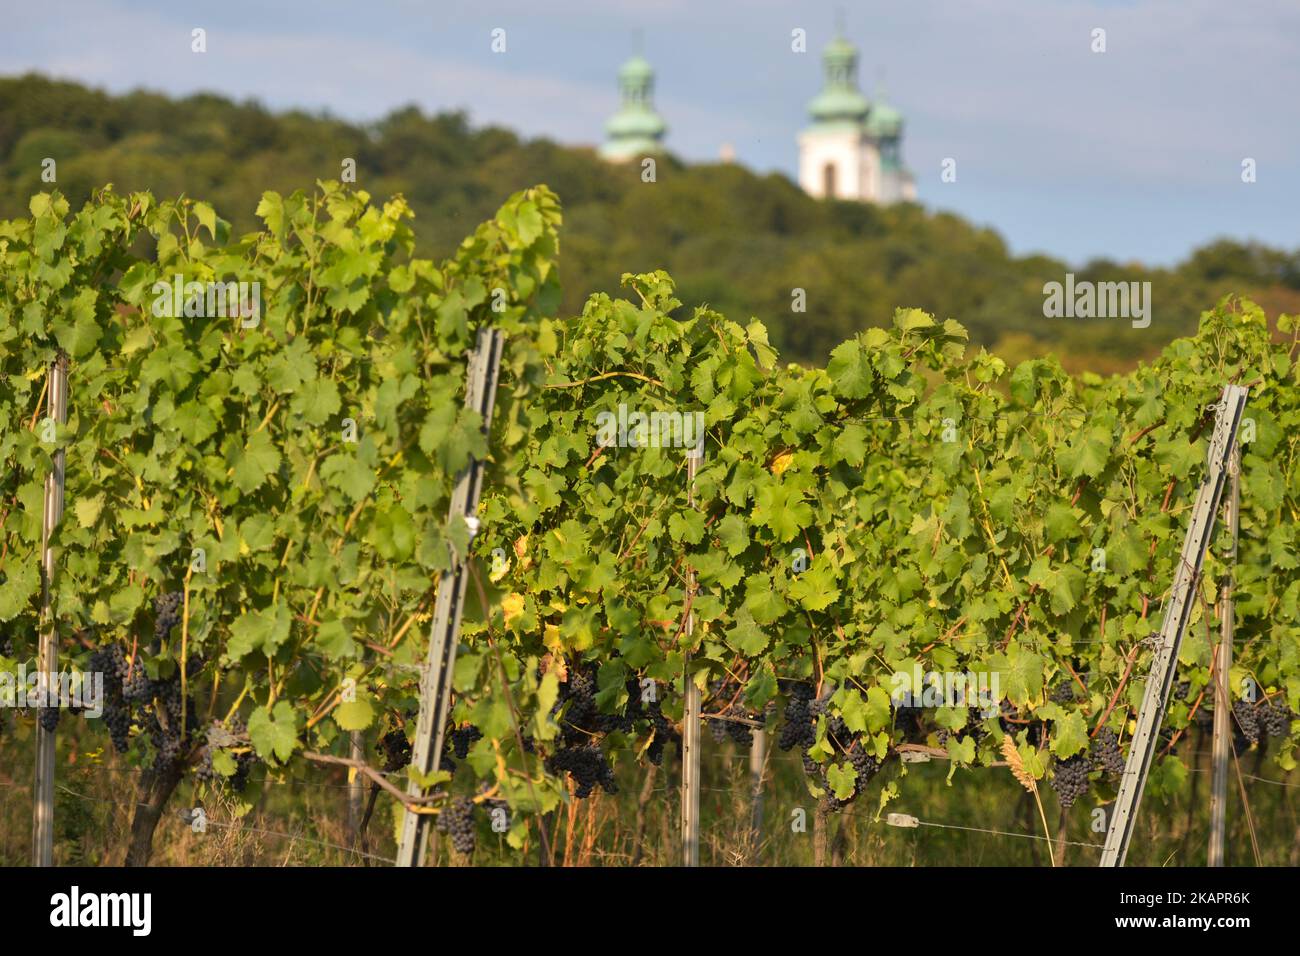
[748,727,765,862]
[33,353,68,867]
[680,451,701,866]
[396,328,504,867]
[1208,442,1240,866]
[1099,384,1248,867]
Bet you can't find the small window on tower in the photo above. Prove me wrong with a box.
[823,163,837,198]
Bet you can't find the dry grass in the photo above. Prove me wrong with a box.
[3,718,1297,867]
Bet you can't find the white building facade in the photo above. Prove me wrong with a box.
[797,36,915,204]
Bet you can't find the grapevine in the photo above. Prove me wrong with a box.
[0,181,1297,862]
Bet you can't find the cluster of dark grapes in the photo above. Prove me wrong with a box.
[0,621,31,660]
[645,716,676,764]
[936,707,991,748]
[84,601,202,770]
[448,723,483,759]
[1232,696,1295,752]
[1043,679,1124,807]
[1233,699,1261,746]
[1050,681,1077,705]
[193,748,220,785]
[820,706,882,811]
[541,660,680,795]
[809,740,876,813]
[194,722,255,791]
[436,795,477,855]
[38,707,60,733]
[776,681,881,812]
[1157,727,1180,755]
[542,663,619,797]
[776,681,816,752]
[1260,697,1294,738]
[822,721,880,811]
[228,751,255,790]
[93,592,200,771]
[153,592,183,649]
[1090,727,1125,775]
[142,659,201,772]
[843,747,881,801]
[88,642,132,753]
[122,666,152,703]
[638,692,679,767]
[615,667,681,766]
[705,679,765,746]
[560,663,637,736]
[546,744,617,798]
[892,699,927,744]
[1050,754,1091,809]
[380,727,412,772]
[435,721,482,776]
[998,700,1047,747]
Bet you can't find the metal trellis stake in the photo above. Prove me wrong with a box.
[33,353,68,867]
[1207,442,1240,866]
[1099,384,1248,867]
[681,451,701,866]
[347,730,364,838]
[396,328,504,868]
[748,727,765,862]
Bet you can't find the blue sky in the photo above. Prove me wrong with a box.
[2,0,1296,266]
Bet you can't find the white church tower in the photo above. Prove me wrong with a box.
[797,34,914,204]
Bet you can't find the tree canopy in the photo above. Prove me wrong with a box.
[3,73,1297,371]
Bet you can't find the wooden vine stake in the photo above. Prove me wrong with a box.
[396,328,504,867]
[32,353,68,867]
[1208,442,1240,866]
[1100,384,1248,867]
[680,451,701,866]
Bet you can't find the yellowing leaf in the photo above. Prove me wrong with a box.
[502,592,525,626]
[335,698,375,731]
[544,624,562,653]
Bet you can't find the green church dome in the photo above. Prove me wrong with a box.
[806,35,870,128]
[809,87,870,124]
[605,106,666,140]
[600,50,667,160]
[619,54,654,82]
[865,100,903,138]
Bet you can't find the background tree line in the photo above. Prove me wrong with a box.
[3,73,1298,371]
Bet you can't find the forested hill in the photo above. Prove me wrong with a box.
[3,73,1298,369]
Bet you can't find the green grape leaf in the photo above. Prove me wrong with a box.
[1050,709,1090,758]
[248,701,301,764]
